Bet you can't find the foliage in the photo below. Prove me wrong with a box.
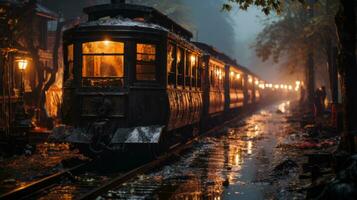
[221,0,300,15]
[247,0,337,86]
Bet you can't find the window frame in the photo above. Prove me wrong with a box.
[167,42,177,86]
[65,44,74,82]
[135,42,158,81]
[176,46,185,87]
[80,40,126,88]
[81,41,125,78]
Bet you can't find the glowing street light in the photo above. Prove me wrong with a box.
[17,59,28,70]
[17,59,28,97]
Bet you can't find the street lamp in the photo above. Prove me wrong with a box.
[17,59,28,96]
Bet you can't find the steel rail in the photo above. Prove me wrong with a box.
[0,162,90,200]
[77,139,194,200]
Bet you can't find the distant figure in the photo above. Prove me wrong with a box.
[320,86,326,112]
[300,85,306,105]
[314,88,323,118]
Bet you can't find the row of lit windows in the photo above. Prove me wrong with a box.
[167,43,200,88]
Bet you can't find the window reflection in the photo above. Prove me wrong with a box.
[190,55,198,87]
[82,41,124,87]
[67,44,74,81]
[82,41,124,78]
[136,43,156,81]
[167,44,176,85]
[177,47,184,86]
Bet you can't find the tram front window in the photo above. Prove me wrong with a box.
[82,41,124,87]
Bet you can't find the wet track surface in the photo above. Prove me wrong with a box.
[99,101,304,200]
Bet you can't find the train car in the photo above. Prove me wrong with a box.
[59,1,203,154]
[193,43,226,126]
[55,0,267,156]
[227,66,245,110]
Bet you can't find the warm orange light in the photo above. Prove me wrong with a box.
[248,78,253,83]
[288,85,293,90]
[230,71,234,76]
[190,55,196,63]
[255,80,259,85]
[236,73,241,79]
[17,59,28,70]
[275,84,279,89]
[104,39,110,45]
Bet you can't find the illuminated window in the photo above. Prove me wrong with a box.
[190,55,198,87]
[136,43,156,81]
[210,69,214,87]
[185,52,192,87]
[167,43,176,85]
[66,44,74,81]
[197,61,202,88]
[177,47,184,86]
[82,41,124,78]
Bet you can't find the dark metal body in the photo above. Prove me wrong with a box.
[60,2,263,154]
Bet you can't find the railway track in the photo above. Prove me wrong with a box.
[0,162,90,200]
[0,105,266,200]
[78,106,260,200]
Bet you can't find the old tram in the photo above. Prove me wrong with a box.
[60,1,202,154]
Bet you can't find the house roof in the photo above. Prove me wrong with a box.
[0,0,58,20]
[34,3,58,20]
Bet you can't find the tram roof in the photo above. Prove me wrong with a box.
[83,2,193,40]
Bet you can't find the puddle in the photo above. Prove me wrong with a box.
[100,101,304,199]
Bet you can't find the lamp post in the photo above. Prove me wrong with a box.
[17,59,28,98]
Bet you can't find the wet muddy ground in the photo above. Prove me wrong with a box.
[0,143,88,195]
[100,102,315,200]
[0,101,339,199]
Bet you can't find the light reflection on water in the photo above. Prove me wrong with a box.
[111,104,287,199]
[235,152,241,166]
[278,100,291,114]
[247,141,253,155]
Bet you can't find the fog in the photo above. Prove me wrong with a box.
[41,0,281,82]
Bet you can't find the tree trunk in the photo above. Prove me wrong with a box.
[307,51,315,108]
[306,4,315,110]
[43,20,64,92]
[328,47,338,104]
[335,0,357,153]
